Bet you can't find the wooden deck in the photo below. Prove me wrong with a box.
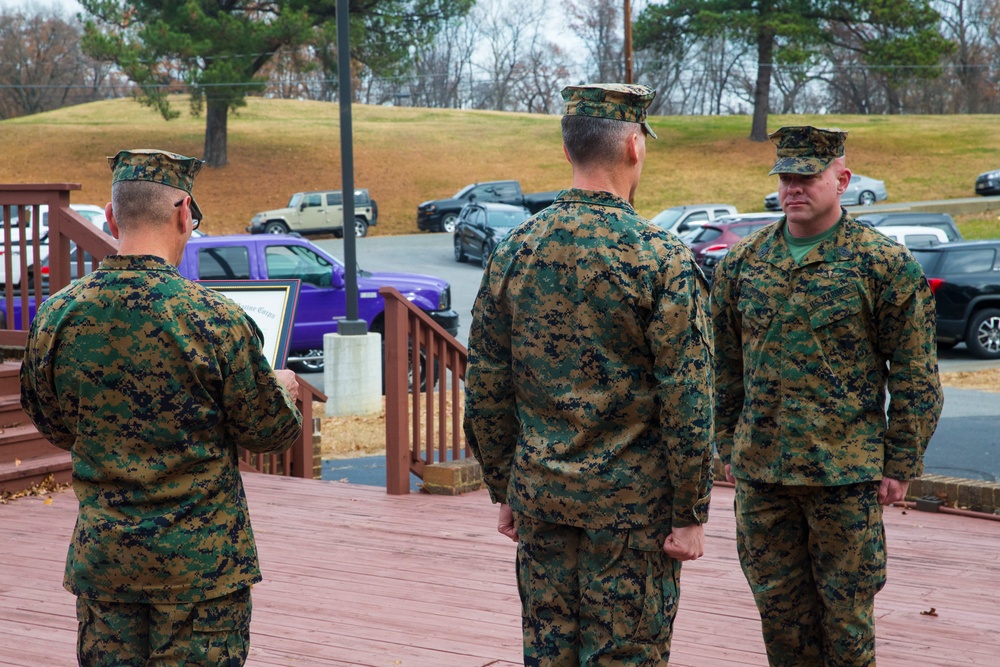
[1,475,998,666]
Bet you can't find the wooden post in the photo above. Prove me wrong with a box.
[382,288,412,494]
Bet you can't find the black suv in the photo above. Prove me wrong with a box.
[911,241,1000,359]
[855,212,963,242]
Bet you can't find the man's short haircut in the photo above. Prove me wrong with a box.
[562,115,638,168]
[111,180,179,232]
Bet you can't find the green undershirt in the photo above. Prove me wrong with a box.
[783,220,841,264]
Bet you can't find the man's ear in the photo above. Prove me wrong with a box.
[104,202,121,240]
[627,132,641,165]
[176,195,193,234]
[836,167,853,195]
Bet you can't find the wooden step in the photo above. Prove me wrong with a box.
[0,451,72,495]
[0,359,72,495]
[0,360,22,396]
[0,422,61,465]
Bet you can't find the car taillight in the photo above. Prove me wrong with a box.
[40,266,49,276]
[927,278,945,294]
[704,244,729,253]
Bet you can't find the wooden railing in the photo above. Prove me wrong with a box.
[1,183,325,482]
[1,184,117,346]
[380,286,469,494]
[239,378,326,479]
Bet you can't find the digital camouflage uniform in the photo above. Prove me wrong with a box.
[711,127,943,667]
[20,150,302,666]
[465,89,715,661]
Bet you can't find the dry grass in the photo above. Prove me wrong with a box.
[315,399,387,458]
[940,368,1000,393]
[314,392,465,460]
[3,98,1000,239]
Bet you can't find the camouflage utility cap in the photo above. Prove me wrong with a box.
[768,126,847,176]
[108,149,205,221]
[561,83,658,139]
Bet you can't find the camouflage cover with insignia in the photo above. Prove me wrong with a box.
[464,189,715,531]
[711,213,943,484]
[20,255,303,603]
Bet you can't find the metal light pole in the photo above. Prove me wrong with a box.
[624,0,633,84]
[336,0,366,335]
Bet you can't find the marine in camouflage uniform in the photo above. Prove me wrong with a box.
[464,83,715,665]
[711,127,943,667]
[20,149,303,667]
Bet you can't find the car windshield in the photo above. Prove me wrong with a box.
[488,209,530,229]
[266,243,339,288]
[649,209,683,228]
[453,184,475,199]
[287,193,303,208]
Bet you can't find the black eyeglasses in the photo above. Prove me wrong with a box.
[174,198,201,230]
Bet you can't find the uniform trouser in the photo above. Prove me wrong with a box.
[75,586,252,667]
[514,512,681,666]
[734,481,887,667]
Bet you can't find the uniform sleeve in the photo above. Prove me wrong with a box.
[221,315,302,454]
[464,268,517,504]
[20,317,75,451]
[710,254,744,468]
[647,250,715,527]
[877,258,943,480]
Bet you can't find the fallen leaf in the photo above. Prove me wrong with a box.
[43,497,53,505]
[14,458,21,467]
[920,608,938,617]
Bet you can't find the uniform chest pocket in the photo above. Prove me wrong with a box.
[737,284,782,332]
[806,285,862,330]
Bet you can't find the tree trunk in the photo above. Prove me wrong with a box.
[749,26,775,142]
[203,99,229,167]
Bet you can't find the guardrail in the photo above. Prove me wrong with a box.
[380,286,469,494]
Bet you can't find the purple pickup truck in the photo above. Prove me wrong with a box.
[2,234,459,375]
[179,235,458,372]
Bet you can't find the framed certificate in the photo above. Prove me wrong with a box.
[198,279,300,369]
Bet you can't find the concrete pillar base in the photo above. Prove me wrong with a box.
[323,332,382,417]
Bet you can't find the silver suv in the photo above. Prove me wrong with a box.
[649,204,738,236]
[247,189,378,237]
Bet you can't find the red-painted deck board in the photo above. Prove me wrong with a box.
[1,475,998,666]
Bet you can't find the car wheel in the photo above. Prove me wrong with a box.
[480,241,494,269]
[354,217,368,237]
[287,349,324,373]
[454,236,468,263]
[858,190,876,206]
[439,213,458,234]
[966,308,1000,360]
[264,221,289,234]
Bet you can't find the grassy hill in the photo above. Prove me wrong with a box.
[2,96,999,237]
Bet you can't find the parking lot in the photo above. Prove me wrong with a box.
[314,232,1000,483]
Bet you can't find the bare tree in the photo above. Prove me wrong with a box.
[471,0,552,111]
[508,42,573,113]
[408,14,477,108]
[563,0,624,82]
[0,8,113,120]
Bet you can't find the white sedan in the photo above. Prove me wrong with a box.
[764,174,888,210]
